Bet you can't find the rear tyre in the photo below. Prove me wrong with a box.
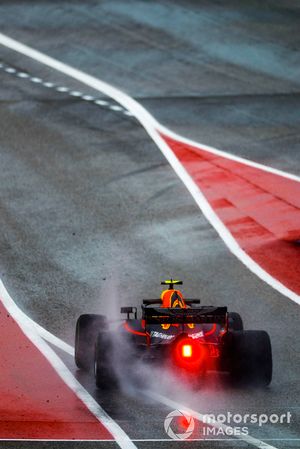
[94,331,117,389]
[75,314,107,370]
[228,312,243,331]
[230,330,272,387]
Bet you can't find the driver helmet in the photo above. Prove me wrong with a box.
[161,289,186,308]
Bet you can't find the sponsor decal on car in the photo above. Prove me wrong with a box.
[150,331,176,340]
[188,331,204,339]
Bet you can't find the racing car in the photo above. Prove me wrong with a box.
[75,279,272,388]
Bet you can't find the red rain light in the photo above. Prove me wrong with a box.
[182,344,192,358]
[173,337,206,370]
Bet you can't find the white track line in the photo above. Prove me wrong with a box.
[5,67,16,73]
[157,123,300,182]
[0,33,299,183]
[0,281,136,449]
[0,62,131,115]
[0,32,299,306]
[0,280,74,356]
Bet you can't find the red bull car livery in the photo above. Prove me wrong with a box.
[75,279,272,388]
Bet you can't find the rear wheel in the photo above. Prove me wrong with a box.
[228,312,243,331]
[230,330,272,387]
[75,314,107,370]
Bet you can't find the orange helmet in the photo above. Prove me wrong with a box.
[161,289,186,308]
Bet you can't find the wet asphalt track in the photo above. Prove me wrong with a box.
[0,1,300,448]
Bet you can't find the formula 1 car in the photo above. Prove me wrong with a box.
[75,280,272,388]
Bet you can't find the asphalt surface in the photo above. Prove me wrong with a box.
[0,1,300,448]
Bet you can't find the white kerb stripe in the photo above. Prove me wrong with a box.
[156,122,300,182]
[0,281,137,449]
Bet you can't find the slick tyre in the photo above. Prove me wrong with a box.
[230,330,272,387]
[75,314,107,371]
[228,312,243,331]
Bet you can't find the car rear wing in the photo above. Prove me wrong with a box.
[143,299,201,306]
[142,306,227,324]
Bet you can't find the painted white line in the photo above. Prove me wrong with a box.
[69,90,83,97]
[0,32,299,308]
[0,285,74,356]
[30,76,42,83]
[0,281,136,449]
[143,390,278,449]
[56,86,69,92]
[81,94,95,101]
[2,61,125,119]
[17,72,29,78]
[156,123,300,182]
[94,99,109,106]
[109,105,124,111]
[43,81,55,88]
[5,67,16,73]
[32,319,74,356]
